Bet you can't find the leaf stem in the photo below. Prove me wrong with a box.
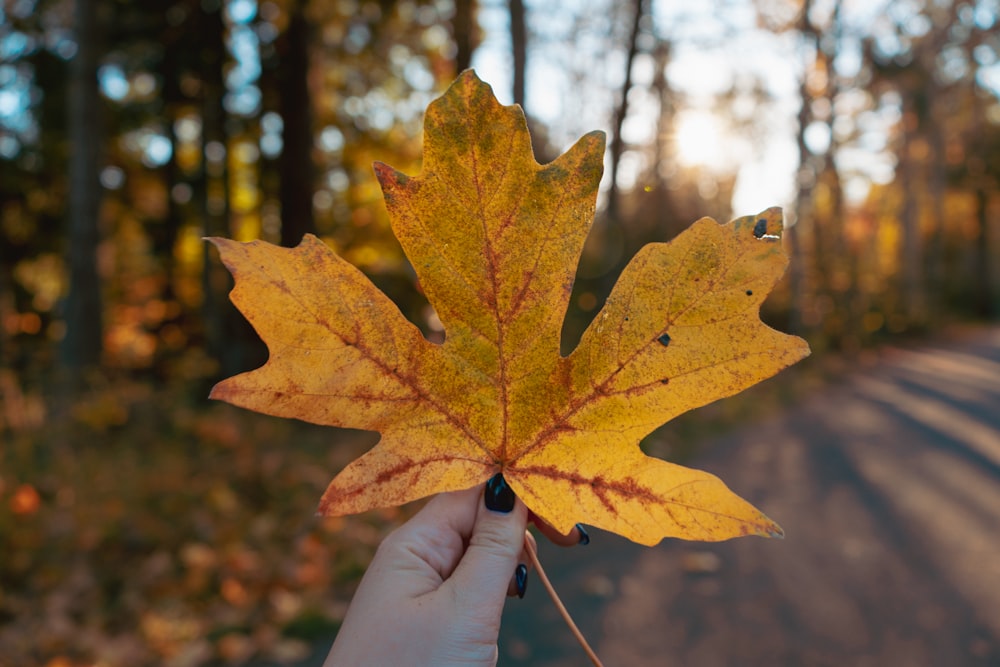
[523,530,605,667]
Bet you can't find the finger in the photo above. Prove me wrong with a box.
[407,486,481,536]
[505,563,528,599]
[522,529,538,561]
[507,531,537,597]
[449,475,529,619]
[378,486,481,584]
[529,513,590,547]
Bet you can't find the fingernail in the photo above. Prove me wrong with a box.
[576,523,590,546]
[515,563,528,599]
[484,473,515,513]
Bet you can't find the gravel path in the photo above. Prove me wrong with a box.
[499,326,1000,666]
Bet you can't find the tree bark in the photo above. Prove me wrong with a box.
[926,110,947,322]
[820,2,852,347]
[973,187,993,319]
[61,0,104,374]
[199,0,233,373]
[278,0,316,247]
[508,0,526,109]
[606,0,646,225]
[650,42,678,238]
[788,0,816,336]
[156,14,184,305]
[199,0,267,378]
[453,0,475,73]
[899,116,926,327]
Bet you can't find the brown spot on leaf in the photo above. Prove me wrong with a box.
[753,218,768,238]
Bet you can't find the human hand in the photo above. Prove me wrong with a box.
[323,476,586,666]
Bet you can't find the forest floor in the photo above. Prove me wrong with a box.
[496,325,1000,666]
[4,326,998,666]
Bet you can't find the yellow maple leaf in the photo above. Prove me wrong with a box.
[209,71,810,546]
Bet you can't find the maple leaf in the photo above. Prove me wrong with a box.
[209,71,810,546]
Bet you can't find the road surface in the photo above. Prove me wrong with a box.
[498,326,1000,666]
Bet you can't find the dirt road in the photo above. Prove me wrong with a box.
[499,327,1000,666]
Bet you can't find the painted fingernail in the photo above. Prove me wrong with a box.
[576,523,590,546]
[515,563,528,599]
[484,473,515,513]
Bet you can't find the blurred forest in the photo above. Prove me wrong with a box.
[1,0,998,665]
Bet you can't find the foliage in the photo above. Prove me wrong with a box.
[210,72,809,546]
[0,373,404,667]
[3,0,998,381]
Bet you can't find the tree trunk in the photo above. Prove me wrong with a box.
[899,120,926,328]
[788,0,816,337]
[819,2,852,348]
[926,111,947,322]
[199,0,233,374]
[453,0,475,73]
[156,16,184,304]
[508,0,526,109]
[973,187,993,319]
[278,0,316,248]
[61,0,104,375]
[606,0,646,225]
[199,0,267,379]
[651,42,677,239]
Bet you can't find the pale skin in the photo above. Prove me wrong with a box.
[324,484,583,667]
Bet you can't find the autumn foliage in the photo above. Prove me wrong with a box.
[210,72,809,546]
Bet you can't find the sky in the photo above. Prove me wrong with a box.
[468,0,1000,219]
[470,0,804,216]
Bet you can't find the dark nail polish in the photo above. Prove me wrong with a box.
[515,563,528,599]
[576,523,590,546]
[484,473,515,513]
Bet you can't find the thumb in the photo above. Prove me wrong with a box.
[448,476,528,619]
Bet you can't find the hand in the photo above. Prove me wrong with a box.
[323,477,587,666]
